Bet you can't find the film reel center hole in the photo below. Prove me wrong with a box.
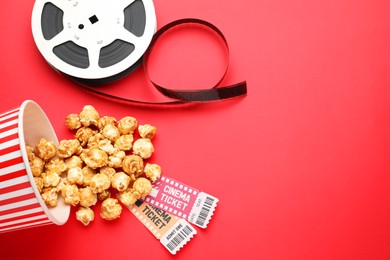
[79,15,98,29]
[89,15,99,24]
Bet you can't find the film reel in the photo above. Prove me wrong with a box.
[31,0,157,84]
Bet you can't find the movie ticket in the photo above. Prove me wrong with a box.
[127,200,197,255]
[140,176,219,228]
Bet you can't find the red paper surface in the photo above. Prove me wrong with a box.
[1,0,390,259]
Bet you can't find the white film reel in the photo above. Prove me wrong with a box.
[31,0,157,82]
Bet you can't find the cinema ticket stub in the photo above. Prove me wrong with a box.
[140,176,219,228]
[128,200,197,255]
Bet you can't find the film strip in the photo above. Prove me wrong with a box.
[31,1,247,105]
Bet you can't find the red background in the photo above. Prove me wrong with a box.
[1,0,390,259]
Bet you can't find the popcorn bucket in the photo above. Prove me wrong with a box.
[0,100,70,233]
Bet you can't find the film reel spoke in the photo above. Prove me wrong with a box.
[117,28,142,47]
[86,46,101,70]
[47,30,74,50]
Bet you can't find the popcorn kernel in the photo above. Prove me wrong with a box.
[100,198,122,220]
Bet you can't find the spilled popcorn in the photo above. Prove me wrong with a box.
[27,105,161,226]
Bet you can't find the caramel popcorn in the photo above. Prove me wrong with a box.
[28,105,164,226]
[122,154,144,177]
[118,188,140,206]
[111,172,131,192]
[82,167,96,186]
[144,163,162,183]
[132,177,152,197]
[132,138,154,159]
[58,139,81,158]
[56,177,70,193]
[97,116,117,130]
[114,134,133,151]
[107,150,126,169]
[101,124,121,142]
[100,166,116,181]
[76,207,94,226]
[108,155,122,168]
[117,116,137,135]
[79,186,97,208]
[98,139,117,155]
[79,105,99,127]
[42,171,61,187]
[76,127,96,147]
[35,138,56,161]
[67,167,84,185]
[114,150,126,159]
[65,114,81,130]
[45,157,67,174]
[30,156,45,177]
[65,155,83,169]
[26,145,35,161]
[86,132,104,149]
[90,173,110,194]
[34,177,43,193]
[97,189,111,201]
[138,124,157,139]
[100,198,122,220]
[82,148,108,169]
[61,184,80,206]
[42,187,58,207]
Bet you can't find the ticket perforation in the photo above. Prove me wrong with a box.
[160,218,196,254]
[194,194,217,227]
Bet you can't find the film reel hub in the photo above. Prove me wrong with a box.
[32,0,157,80]
[61,2,124,47]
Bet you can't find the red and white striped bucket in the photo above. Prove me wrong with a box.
[0,100,70,233]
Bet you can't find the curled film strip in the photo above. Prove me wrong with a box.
[31,0,247,104]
